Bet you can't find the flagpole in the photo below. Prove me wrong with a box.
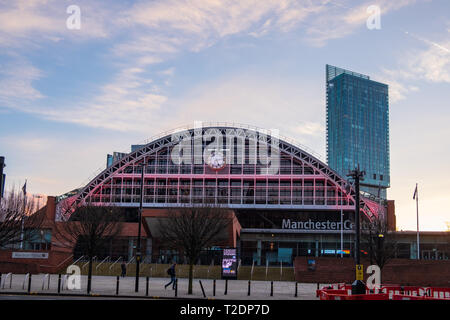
[416,183,420,260]
[20,180,27,250]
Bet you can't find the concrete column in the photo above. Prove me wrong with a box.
[410,242,417,259]
[315,240,319,257]
[128,238,134,261]
[256,240,262,266]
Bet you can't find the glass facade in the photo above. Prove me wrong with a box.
[326,65,390,199]
[240,234,355,266]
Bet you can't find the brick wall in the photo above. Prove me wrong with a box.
[386,200,396,231]
[294,256,450,287]
[0,249,72,274]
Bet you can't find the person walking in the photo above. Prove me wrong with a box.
[121,261,127,277]
[164,262,177,290]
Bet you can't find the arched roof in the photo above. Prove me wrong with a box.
[59,124,381,221]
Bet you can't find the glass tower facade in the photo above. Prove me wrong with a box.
[326,64,390,199]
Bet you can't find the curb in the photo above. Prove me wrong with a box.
[0,291,216,300]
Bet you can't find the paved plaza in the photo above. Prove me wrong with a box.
[0,274,321,300]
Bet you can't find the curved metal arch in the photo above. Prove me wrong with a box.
[67,125,377,220]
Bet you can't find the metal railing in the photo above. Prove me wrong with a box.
[73,255,85,265]
[126,256,135,266]
[82,256,97,269]
[96,256,111,270]
[109,256,123,273]
[1,273,12,289]
[22,273,30,290]
[42,274,50,290]
[61,274,69,291]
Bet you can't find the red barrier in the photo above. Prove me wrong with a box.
[392,294,426,301]
[392,294,450,301]
[319,284,450,301]
[318,290,389,300]
[316,289,347,298]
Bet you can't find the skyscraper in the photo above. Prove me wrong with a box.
[326,64,390,199]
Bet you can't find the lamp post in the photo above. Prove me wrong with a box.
[340,182,352,258]
[347,165,365,295]
[135,163,144,292]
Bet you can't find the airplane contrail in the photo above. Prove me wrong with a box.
[404,30,449,53]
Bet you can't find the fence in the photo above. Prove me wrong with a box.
[0,272,306,299]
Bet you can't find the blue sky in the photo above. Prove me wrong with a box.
[0,0,449,231]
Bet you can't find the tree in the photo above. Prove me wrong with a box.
[361,215,397,282]
[53,203,123,294]
[157,205,232,294]
[0,188,43,248]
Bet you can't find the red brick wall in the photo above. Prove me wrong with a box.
[386,200,396,231]
[294,256,450,287]
[0,249,73,274]
[143,208,240,248]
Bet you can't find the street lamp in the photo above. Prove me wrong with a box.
[347,164,366,295]
[135,163,144,292]
[340,182,352,258]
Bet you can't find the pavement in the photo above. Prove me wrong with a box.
[0,274,321,300]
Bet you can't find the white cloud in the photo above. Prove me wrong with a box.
[411,40,450,83]
[0,59,44,107]
[293,122,325,137]
[378,32,450,103]
[0,0,424,131]
[167,74,326,159]
[0,0,119,48]
[303,0,420,46]
[0,133,137,196]
[0,60,168,132]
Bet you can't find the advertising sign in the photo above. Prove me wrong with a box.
[221,248,238,279]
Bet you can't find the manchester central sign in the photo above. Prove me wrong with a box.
[282,219,353,230]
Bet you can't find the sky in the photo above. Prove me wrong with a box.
[0,0,449,231]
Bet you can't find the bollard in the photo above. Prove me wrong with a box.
[175,279,178,297]
[248,280,251,296]
[116,276,120,295]
[27,274,32,294]
[42,274,47,290]
[57,274,61,294]
[224,279,228,295]
[146,277,149,296]
[199,280,206,298]
[270,281,273,297]
[213,279,216,297]
[295,282,298,297]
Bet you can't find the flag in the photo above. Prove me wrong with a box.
[22,180,27,196]
[413,184,418,200]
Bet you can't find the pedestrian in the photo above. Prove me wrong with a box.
[121,261,126,277]
[164,262,177,290]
